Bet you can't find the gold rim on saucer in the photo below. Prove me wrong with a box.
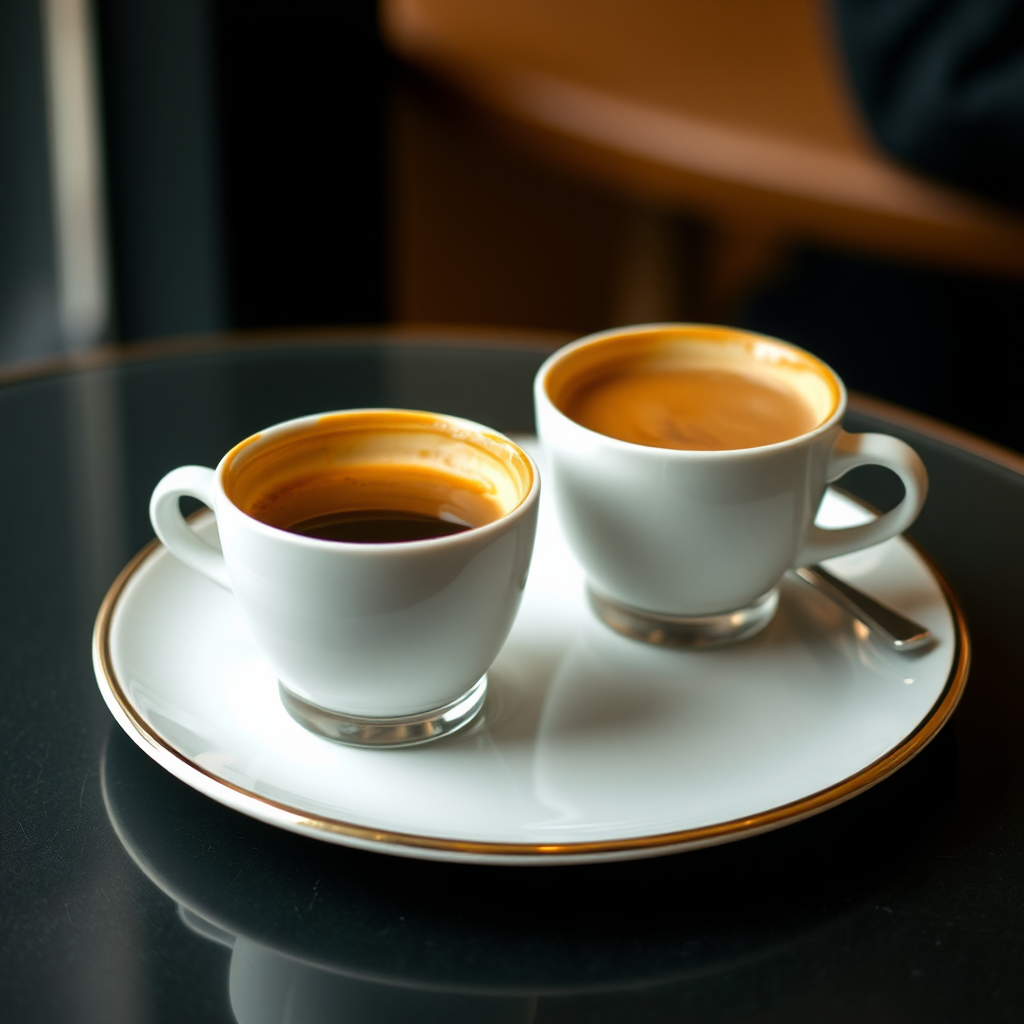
[93,520,970,861]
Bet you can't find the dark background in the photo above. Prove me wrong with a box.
[1,0,1022,451]
[96,0,389,337]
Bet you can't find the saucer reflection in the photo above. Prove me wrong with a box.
[101,733,535,1023]
[99,722,952,1024]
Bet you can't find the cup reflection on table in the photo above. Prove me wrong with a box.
[101,732,535,1023]
[181,911,534,1024]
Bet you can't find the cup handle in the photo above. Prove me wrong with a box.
[149,466,232,591]
[797,431,928,565]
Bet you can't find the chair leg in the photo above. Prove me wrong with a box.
[609,203,690,326]
[609,206,783,327]
[702,223,785,325]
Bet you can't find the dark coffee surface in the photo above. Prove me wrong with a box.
[1,336,1022,1023]
[287,508,470,543]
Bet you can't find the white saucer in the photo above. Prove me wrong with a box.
[94,445,967,866]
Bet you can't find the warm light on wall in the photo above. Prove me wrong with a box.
[41,0,109,349]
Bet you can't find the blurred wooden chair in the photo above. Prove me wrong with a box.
[383,0,1024,321]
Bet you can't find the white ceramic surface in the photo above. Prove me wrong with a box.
[149,410,539,718]
[535,325,929,617]
[96,443,965,865]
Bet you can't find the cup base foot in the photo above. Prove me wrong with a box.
[589,588,779,649]
[279,675,487,748]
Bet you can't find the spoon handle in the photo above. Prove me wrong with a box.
[792,565,932,651]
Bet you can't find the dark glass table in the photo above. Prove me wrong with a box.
[2,333,1022,1023]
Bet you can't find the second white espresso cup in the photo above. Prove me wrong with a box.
[150,409,539,746]
[535,324,928,647]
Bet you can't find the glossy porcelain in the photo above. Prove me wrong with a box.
[97,440,966,866]
[535,325,929,619]
[149,410,539,721]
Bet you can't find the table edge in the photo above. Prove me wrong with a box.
[2,329,1019,475]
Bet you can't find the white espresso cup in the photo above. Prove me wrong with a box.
[150,409,539,746]
[535,324,928,647]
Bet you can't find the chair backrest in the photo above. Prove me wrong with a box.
[384,0,1024,279]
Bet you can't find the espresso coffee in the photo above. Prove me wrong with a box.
[288,509,471,544]
[544,327,839,456]
[235,461,505,544]
[561,366,820,451]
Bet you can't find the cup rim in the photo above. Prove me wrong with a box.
[536,323,848,458]
[212,408,539,551]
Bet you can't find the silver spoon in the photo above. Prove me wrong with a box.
[791,564,932,651]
